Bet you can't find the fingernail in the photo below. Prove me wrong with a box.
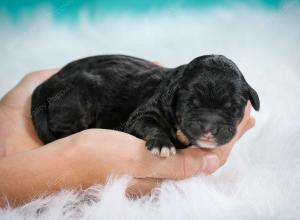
[202,155,219,175]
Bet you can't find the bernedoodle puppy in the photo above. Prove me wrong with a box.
[31,54,260,157]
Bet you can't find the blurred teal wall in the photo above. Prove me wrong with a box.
[0,0,291,21]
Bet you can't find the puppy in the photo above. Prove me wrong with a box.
[31,54,260,157]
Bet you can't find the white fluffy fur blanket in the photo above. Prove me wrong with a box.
[0,4,300,220]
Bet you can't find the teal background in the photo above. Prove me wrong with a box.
[1,0,299,96]
[0,0,294,22]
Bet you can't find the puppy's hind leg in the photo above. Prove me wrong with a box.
[47,87,95,141]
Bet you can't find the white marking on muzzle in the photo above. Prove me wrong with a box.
[196,140,218,149]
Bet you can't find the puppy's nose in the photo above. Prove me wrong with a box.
[210,128,218,135]
[203,128,218,137]
[203,132,214,139]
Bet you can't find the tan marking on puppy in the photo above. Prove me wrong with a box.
[196,140,218,149]
[176,129,190,145]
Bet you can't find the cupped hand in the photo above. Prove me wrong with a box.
[67,101,255,194]
[0,69,59,155]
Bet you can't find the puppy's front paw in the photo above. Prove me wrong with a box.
[146,137,176,157]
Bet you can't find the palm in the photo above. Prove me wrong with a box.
[0,70,57,154]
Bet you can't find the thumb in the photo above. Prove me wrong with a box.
[135,148,220,180]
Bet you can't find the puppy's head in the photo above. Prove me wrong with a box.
[174,55,260,148]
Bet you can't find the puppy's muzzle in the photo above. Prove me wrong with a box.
[176,129,219,149]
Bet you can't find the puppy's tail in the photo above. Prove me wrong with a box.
[31,86,56,144]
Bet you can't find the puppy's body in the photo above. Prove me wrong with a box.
[32,55,177,143]
[32,54,260,157]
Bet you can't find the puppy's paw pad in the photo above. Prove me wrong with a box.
[160,146,170,157]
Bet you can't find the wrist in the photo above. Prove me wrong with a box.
[61,131,110,187]
[52,135,95,188]
[66,129,145,182]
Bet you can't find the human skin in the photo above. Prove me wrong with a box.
[0,68,255,207]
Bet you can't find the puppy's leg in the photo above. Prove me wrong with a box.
[146,134,177,157]
[47,87,94,141]
[126,115,176,157]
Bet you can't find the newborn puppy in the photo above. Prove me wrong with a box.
[31,54,260,157]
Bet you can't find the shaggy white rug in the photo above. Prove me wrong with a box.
[0,4,300,220]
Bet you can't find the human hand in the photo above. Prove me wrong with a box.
[0,69,59,155]
[0,68,255,201]
[68,103,255,194]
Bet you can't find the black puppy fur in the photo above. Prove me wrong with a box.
[31,54,260,156]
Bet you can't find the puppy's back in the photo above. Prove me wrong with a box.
[31,55,165,143]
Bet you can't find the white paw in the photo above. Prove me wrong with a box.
[151,148,160,156]
[170,146,176,156]
[160,146,170,157]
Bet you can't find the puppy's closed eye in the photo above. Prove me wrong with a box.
[224,102,232,108]
[192,98,201,106]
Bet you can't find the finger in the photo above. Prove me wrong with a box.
[127,177,162,196]
[230,101,254,143]
[152,61,162,66]
[236,116,256,141]
[1,69,60,107]
[19,69,60,92]
[238,101,252,128]
[209,116,256,167]
[135,147,219,180]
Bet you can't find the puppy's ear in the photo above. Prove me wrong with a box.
[160,65,185,119]
[248,85,260,111]
[163,77,180,108]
